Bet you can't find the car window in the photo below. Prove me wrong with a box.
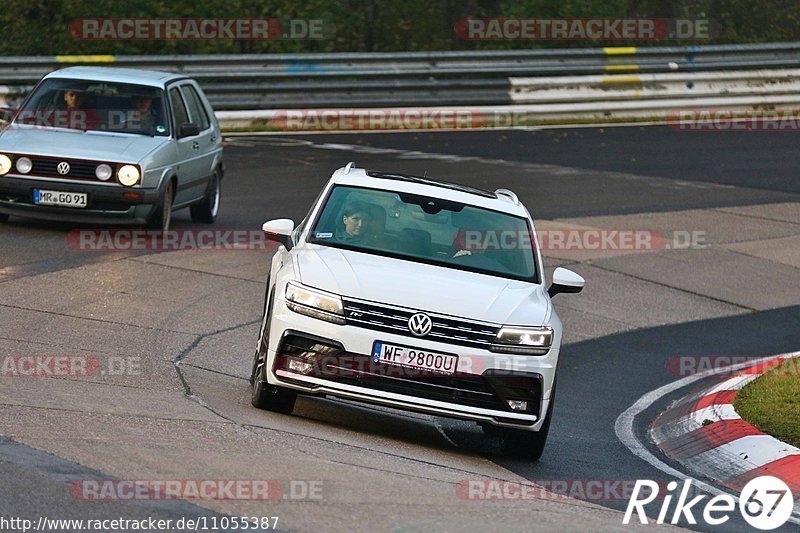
[169,87,190,134]
[308,185,538,282]
[14,78,169,136]
[180,85,210,131]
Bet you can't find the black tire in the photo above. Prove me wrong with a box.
[250,287,297,414]
[147,180,174,231]
[498,380,556,460]
[190,170,220,224]
[0,213,8,223]
[250,278,271,386]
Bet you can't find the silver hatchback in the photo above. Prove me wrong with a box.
[0,67,223,229]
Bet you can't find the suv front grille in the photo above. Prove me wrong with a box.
[342,297,501,349]
[274,333,542,417]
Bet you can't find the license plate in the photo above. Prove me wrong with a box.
[34,189,87,208]
[372,341,458,375]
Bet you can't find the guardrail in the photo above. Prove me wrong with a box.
[2,42,800,129]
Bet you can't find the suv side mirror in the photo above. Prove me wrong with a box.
[548,267,585,298]
[262,219,295,250]
[179,122,201,138]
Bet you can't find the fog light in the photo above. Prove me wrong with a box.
[15,157,32,174]
[95,163,112,181]
[288,359,313,375]
[507,400,528,411]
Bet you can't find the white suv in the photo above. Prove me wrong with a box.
[250,163,584,459]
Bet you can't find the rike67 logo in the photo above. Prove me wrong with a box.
[624,476,795,530]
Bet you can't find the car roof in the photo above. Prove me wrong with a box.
[331,165,530,218]
[43,67,188,88]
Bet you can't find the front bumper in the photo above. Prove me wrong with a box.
[0,175,160,224]
[265,295,558,431]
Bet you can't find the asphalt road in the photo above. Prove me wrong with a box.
[1,126,799,532]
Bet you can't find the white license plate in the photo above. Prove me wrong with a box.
[34,189,87,208]
[372,341,458,375]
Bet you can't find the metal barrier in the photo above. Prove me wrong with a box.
[2,42,800,128]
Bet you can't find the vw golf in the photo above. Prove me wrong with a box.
[0,67,223,229]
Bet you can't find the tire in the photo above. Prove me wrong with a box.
[147,180,174,231]
[498,380,556,460]
[250,287,297,414]
[250,278,271,386]
[190,170,220,224]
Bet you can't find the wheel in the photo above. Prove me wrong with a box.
[147,180,174,231]
[250,287,297,414]
[250,278,271,386]
[190,170,220,224]
[0,213,8,223]
[498,380,556,460]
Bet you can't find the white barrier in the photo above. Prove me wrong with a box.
[216,69,800,130]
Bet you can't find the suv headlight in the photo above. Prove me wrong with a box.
[491,326,553,355]
[285,282,345,325]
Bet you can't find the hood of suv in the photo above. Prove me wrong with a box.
[294,245,549,326]
[0,126,166,163]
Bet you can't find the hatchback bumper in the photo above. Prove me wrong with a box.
[0,175,160,224]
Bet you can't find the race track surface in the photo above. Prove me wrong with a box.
[1,126,799,532]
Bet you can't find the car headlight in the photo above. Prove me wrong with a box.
[0,154,11,175]
[491,326,553,355]
[117,165,140,186]
[95,164,112,181]
[285,282,345,325]
[15,157,32,174]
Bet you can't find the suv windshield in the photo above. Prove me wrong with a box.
[308,185,538,282]
[15,78,169,136]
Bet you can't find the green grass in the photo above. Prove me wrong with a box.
[733,358,800,448]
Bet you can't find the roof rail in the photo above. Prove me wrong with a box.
[343,161,356,174]
[367,171,497,198]
[494,188,519,205]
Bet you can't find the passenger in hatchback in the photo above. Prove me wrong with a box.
[61,89,100,130]
[128,94,159,134]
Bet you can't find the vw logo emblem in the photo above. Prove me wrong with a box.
[408,313,432,337]
[57,162,70,175]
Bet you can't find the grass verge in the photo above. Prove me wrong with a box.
[733,357,800,448]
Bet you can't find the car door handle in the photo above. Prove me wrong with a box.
[192,141,200,150]
[211,136,217,142]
